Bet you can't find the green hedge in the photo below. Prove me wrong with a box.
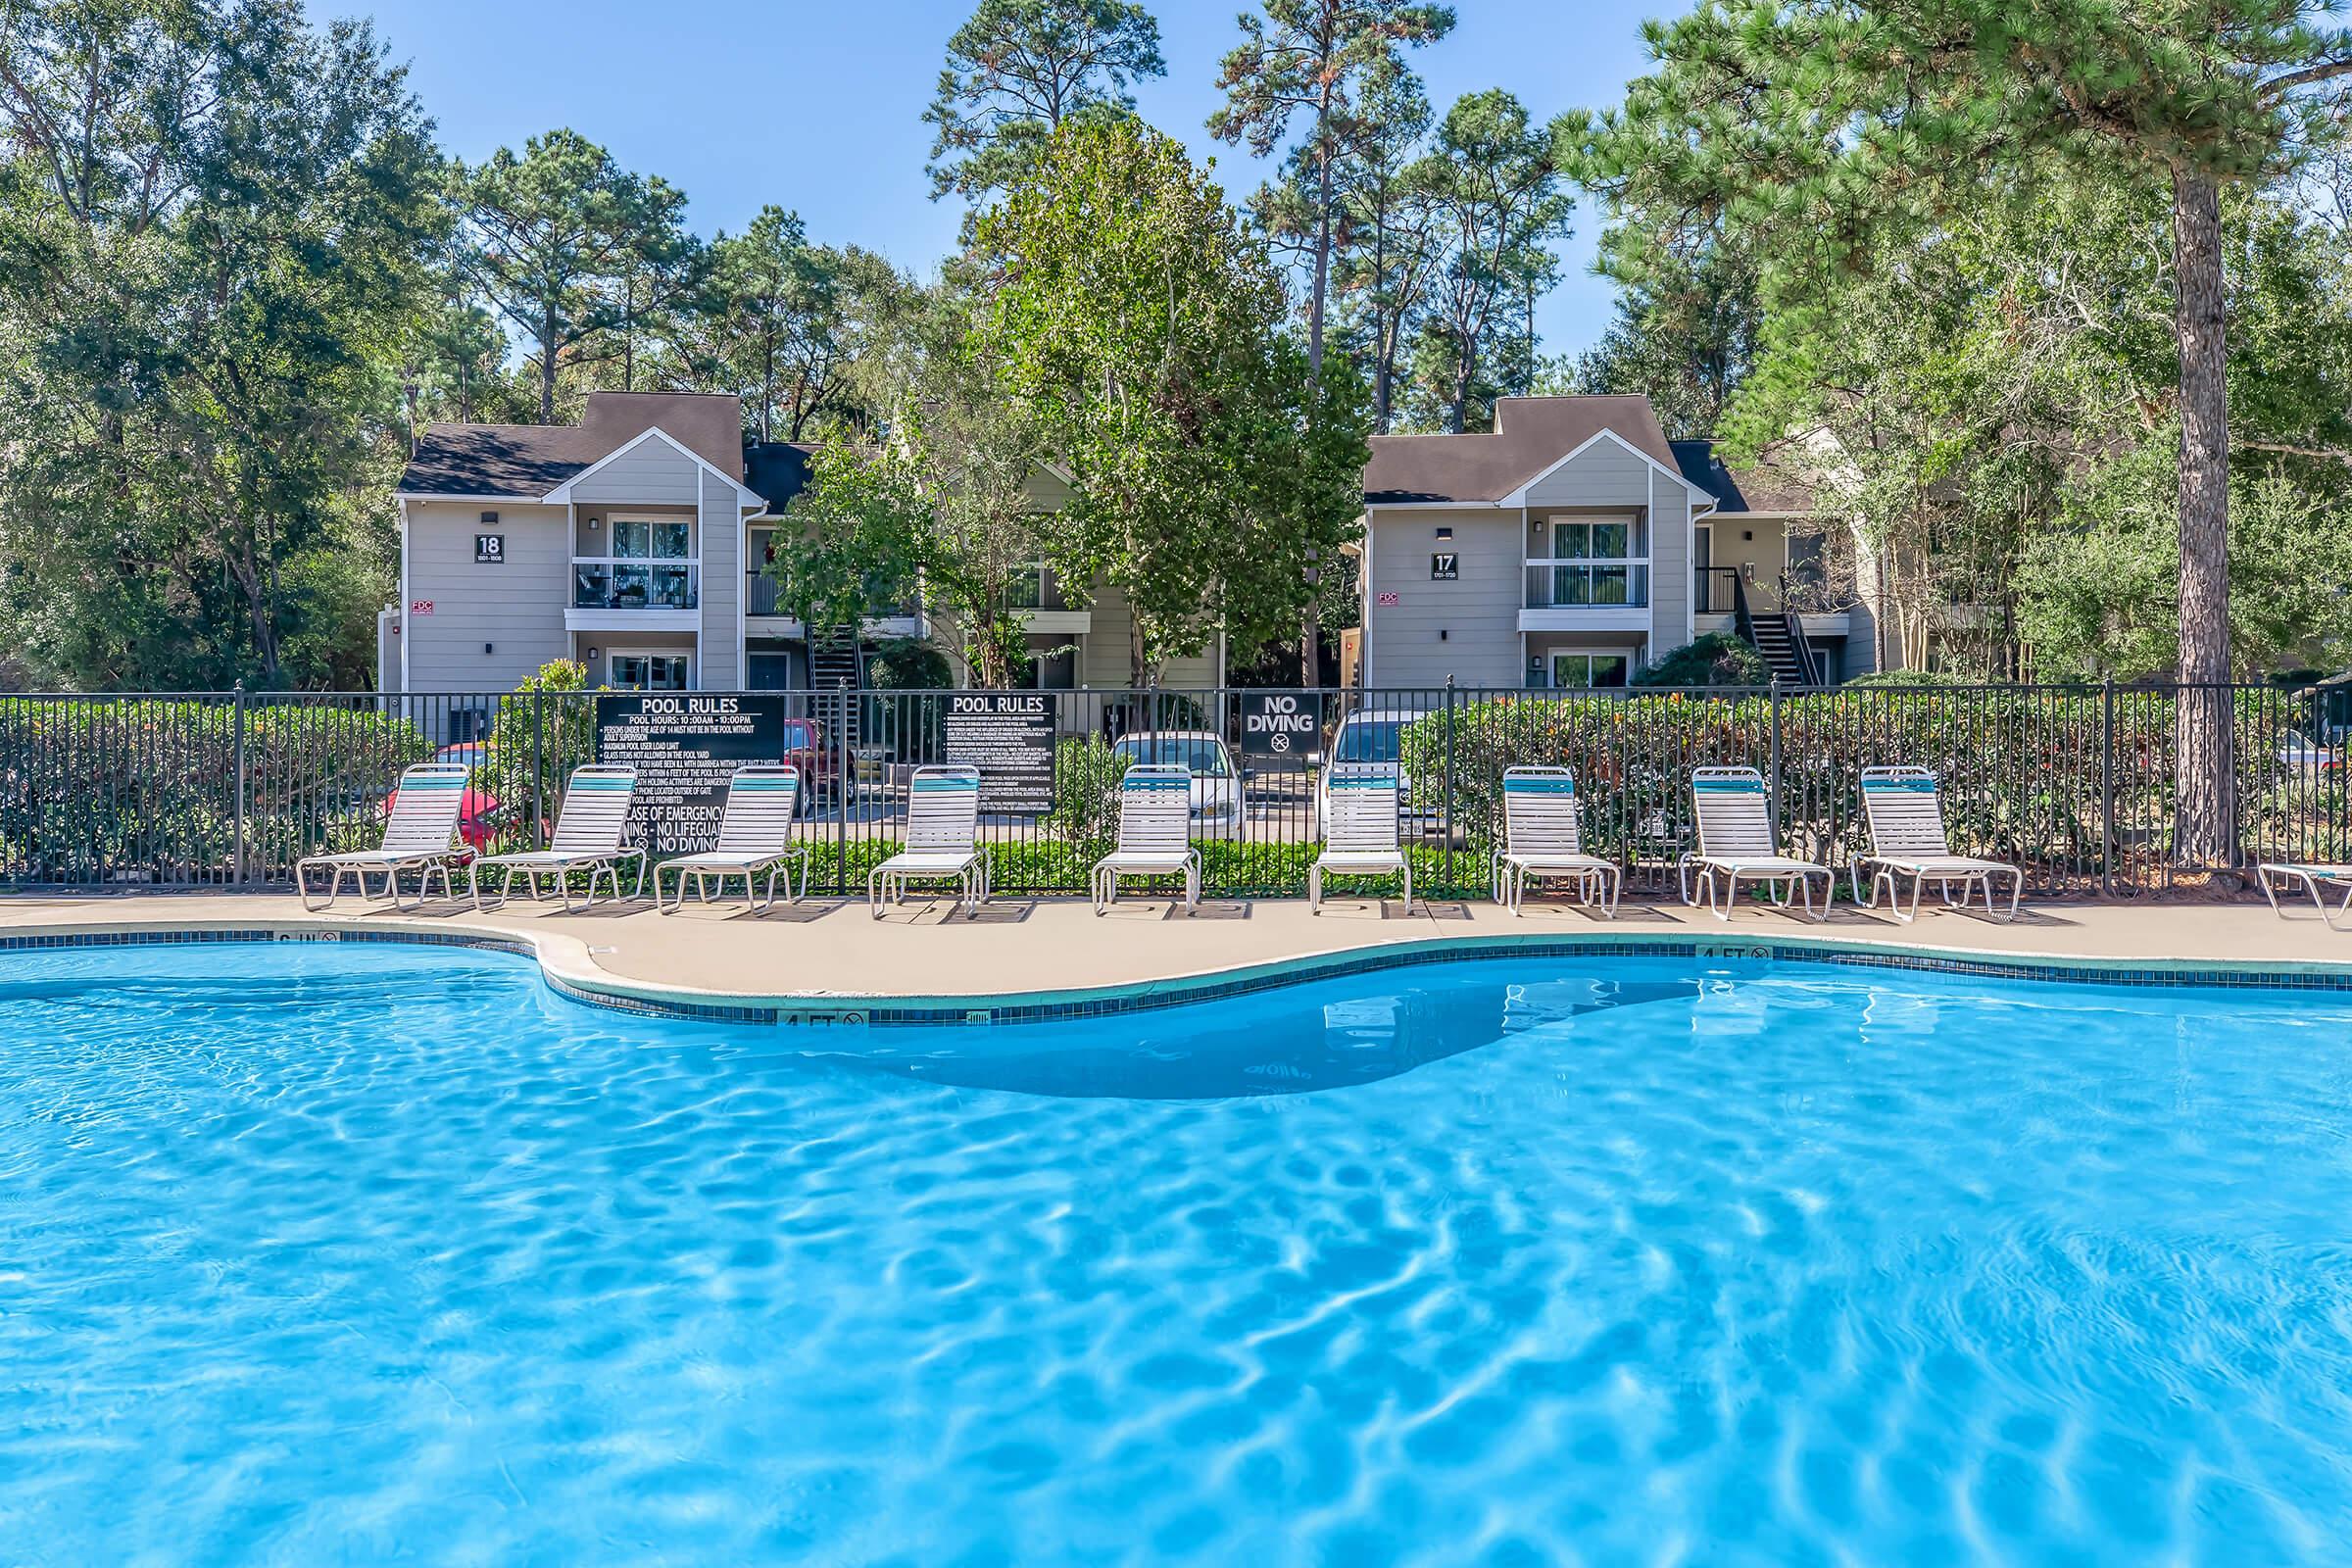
[0,698,433,884]
[1396,687,2350,880]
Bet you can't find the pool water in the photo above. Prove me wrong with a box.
[5,944,2352,1565]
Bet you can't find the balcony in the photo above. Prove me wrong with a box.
[1005,564,1090,634]
[743,570,925,637]
[1519,559,1650,632]
[567,559,700,633]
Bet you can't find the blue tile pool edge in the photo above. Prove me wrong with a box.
[2,921,2349,1027]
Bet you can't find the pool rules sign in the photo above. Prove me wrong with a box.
[943,693,1054,813]
[596,694,790,855]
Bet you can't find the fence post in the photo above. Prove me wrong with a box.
[1768,680,1785,826]
[231,682,248,886]
[836,678,852,898]
[2101,677,2116,896]
[531,691,546,849]
[1443,676,1457,898]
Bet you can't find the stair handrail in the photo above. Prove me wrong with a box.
[1775,572,1819,686]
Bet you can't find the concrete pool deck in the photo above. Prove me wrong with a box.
[0,889,2346,1014]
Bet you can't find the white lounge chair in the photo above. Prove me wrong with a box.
[469,763,644,911]
[2257,861,2352,929]
[1493,766,1621,916]
[868,765,988,918]
[1851,766,2024,921]
[296,761,472,910]
[1092,764,1200,914]
[653,765,809,913]
[1682,765,1833,921]
[1311,761,1412,913]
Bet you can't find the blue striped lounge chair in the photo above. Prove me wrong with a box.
[296,761,472,911]
[868,765,988,918]
[1683,766,1833,921]
[1092,764,1200,913]
[468,764,644,911]
[1852,766,2024,921]
[1311,761,1412,913]
[653,765,809,913]
[1494,766,1621,916]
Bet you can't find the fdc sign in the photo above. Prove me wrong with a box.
[1241,692,1320,760]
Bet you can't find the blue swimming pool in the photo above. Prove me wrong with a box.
[4,941,2351,1564]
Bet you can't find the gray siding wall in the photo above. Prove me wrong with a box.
[1649,471,1692,658]
[698,473,743,688]
[1074,581,1218,688]
[1363,508,1522,688]
[567,438,701,505]
[1524,439,1650,509]
[403,501,569,692]
[1526,437,1695,665]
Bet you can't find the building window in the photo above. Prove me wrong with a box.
[1546,651,1632,690]
[1527,515,1650,608]
[576,516,698,611]
[611,653,691,691]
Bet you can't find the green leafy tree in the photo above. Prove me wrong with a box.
[768,287,1058,688]
[1329,62,1442,432]
[675,207,899,442]
[923,0,1166,208]
[979,118,1371,683]
[0,0,443,687]
[1573,0,2352,860]
[1208,0,1453,378]
[1402,90,1572,432]
[1211,3,1450,674]
[455,129,693,423]
[1546,241,1760,440]
[979,120,1371,679]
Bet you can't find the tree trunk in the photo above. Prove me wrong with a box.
[1128,612,1149,690]
[538,316,557,424]
[1299,142,1334,688]
[2169,167,2235,867]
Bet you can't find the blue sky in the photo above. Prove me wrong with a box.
[359,0,1666,359]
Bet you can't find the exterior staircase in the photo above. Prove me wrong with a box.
[1747,612,1816,686]
[809,630,862,745]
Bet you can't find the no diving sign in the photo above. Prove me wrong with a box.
[1241,692,1320,760]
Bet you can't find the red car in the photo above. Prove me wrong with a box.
[384,780,503,852]
[778,717,839,808]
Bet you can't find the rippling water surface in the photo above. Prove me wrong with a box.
[4,943,2352,1565]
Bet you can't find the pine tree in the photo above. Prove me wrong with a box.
[1574,0,2352,864]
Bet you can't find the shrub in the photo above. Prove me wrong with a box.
[1045,736,1131,846]
[1632,631,1768,688]
[0,697,431,883]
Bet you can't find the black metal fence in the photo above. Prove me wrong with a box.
[0,683,2343,900]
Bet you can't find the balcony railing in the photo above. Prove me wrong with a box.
[574,560,698,611]
[1695,566,1741,614]
[1524,561,1649,610]
[743,571,920,623]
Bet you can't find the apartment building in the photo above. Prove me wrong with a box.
[1349,397,1874,689]
[387,392,1216,731]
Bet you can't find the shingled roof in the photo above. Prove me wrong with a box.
[397,392,749,498]
[1361,396,1689,506]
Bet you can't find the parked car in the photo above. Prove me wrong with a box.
[1316,709,1440,839]
[1111,730,1244,839]
[383,779,503,852]
[777,717,839,809]
[2278,731,2343,772]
